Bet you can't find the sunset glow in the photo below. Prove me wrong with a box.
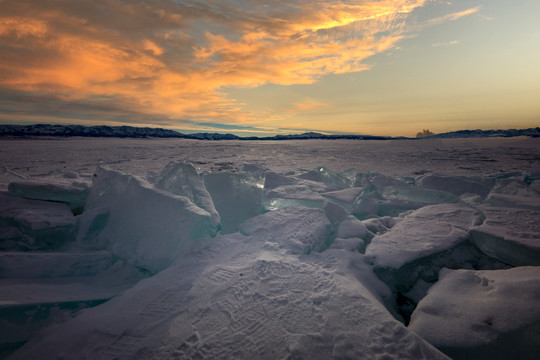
[1,0,539,136]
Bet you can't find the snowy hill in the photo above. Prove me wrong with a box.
[3,124,538,140]
[0,124,187,138]
[426,127,540,138]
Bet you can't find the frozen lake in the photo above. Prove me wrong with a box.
[1,137,539,180]
[1,137,539,360]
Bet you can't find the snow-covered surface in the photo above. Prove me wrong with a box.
[0,137,539,359]
[409,267,540,360]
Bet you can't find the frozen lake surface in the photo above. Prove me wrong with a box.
[1,137,539,180]
[1,137,539,359]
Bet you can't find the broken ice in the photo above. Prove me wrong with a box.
[1,157,539,360]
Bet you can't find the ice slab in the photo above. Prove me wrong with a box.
[356,173,411,189]
[381,186,458,205]
[351,175,458,218]
[365,203,490,322]
[204,171,264,234]
[417,174,492,198]
[0,194,76,251]
[78,167,217,274]
[485,193,540,210]
[239,207,332,254]
[0,262,142,307]
[295,167,353,190]
[8,179,90,214]
[470,206,540,266]
[0,252,112,278]
[0,166,28,192]
[366,203,483,269]
[74,206,111,250]
[262,183,328,211]
[263,171,297,188]
[323,201,349,226]
[409,267,540,360]
[150,161,221,228]
[321,186,364,211]
[0,261,144,349]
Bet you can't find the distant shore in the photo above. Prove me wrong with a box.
[1,124,539,140]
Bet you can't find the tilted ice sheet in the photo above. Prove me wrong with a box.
[485,193,540,210]
[366,203,483,269]
[351,173,461,219]
[77,167,217,274]
[8,179,90,214]
[0,194,76,251]
[0,251,112,278]
[409,266,540,360]
[416,174,492,198]
[203,170,264,234]
[149,161,221,228]
[470,205,540,266]
[239,207,332,254]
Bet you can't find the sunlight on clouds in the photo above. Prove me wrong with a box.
[0,0,474,130]
[0,17,48,38]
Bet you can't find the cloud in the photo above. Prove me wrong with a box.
[432,40,460,47]
[427,6,480,26]
[0,0,439,129]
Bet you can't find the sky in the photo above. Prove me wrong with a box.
[0,0,539,137]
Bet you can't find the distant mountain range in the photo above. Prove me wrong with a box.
[424,128,540,139]
[1,124,538,140]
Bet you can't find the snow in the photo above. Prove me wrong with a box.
[409,267,540,360]
[335,215,371,240]
[0,137,539,359]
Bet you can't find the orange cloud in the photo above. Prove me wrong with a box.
[0,0,435,128]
